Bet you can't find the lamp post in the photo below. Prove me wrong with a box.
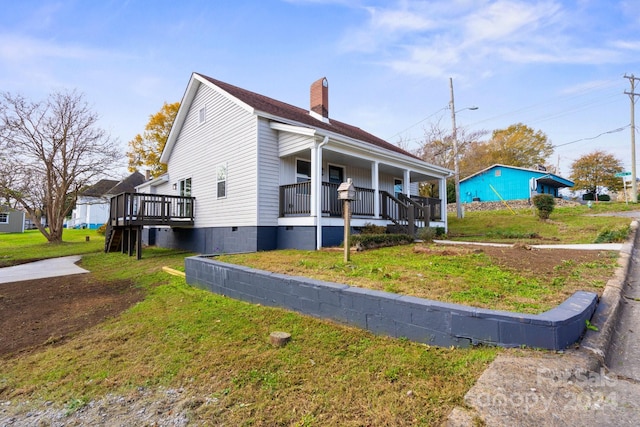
[449,77,478,219]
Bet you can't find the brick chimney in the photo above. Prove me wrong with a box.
[310,77,329,122]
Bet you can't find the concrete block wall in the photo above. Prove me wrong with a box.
[185,256,598,350]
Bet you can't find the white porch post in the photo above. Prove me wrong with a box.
[310,145,318,218]
[404,169,410,195]
[439,176,448,231]
[315,136,329,250]
[372,161,380,218]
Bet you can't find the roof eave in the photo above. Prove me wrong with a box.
[264,113,452,178]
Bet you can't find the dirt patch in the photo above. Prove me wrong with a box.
[0,274,144,358]
[416,243,612,280]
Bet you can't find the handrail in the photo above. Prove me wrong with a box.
[109,192,195,226]
[399,193,430,228]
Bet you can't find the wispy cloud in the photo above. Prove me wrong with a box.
[0,33,123,63]
[338,0,640,79]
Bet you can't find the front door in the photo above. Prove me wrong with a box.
[327,165,345,215]
[179,178,192,217]
[394,178,403,198]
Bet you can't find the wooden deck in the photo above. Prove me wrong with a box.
[108,192,195,227]
[105,192,195,259]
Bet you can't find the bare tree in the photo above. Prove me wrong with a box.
[0,90,121,243]
[416,118,487,172]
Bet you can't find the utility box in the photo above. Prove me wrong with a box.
[337,178,356,201]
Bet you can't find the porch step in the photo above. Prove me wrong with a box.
[106,227,123,253]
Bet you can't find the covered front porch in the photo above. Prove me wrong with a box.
[271,122,452,249]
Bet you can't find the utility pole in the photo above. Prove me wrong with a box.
[624,74,639,202]
[450,77,462,219]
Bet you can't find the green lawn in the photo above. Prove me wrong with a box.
[0,229,104,266]
[0,235,498,426]
[448,202,637,243]
[1,204,634,424]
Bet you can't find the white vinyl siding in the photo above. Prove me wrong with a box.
[257,118,280,225]
[166,83,258,227]
[278,132,313,157]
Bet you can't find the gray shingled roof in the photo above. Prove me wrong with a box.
[81,172,146,197]
[81,179,119,197]
[196,73,421,160]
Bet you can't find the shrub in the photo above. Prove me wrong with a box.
[594,225,630,243]
[359,222,387,234]
[532,194,555,220]
[350,233,413,250]
[96,223,107,235]
[583,193,610,201]
[417,227,446,242]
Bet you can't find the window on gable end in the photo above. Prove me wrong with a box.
[217,163,227,199]
[198,106,206,124]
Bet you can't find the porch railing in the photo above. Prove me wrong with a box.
[109,192,196,227]
[279,182,441,223]
[280,182,375,217]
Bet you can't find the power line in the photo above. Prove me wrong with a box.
[386,106,448,141]
[552,125,629,148]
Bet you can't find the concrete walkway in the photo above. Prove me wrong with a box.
[0,256,89,284]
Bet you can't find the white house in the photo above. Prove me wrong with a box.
[127,73,452,254]
[69,172,145,229]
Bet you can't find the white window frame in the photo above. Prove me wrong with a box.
[327,163,346,184]
[296,158,311,183]
[217,163,227,199]
[0,212,8,223]
[179,177,192,197]
[198,106,206,125]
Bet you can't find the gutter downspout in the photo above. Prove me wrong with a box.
[316,135,329,250]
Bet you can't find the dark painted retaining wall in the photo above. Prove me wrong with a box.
[185,256,598,350]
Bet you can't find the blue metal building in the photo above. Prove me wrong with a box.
[459,164,574,203]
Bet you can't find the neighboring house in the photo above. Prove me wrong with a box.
[111,73,452,256]
[0,207,25,233]
[68,172,145,229]
[459,164,574,203]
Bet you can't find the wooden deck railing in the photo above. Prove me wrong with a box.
[279,182,441,223]
[109,192,195,227]
[280,182,375,217]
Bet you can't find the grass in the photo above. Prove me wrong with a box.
[0,229,104,266]
[0,238,498,426]
[217,244,618,314]
[448,202,638,244]
[0,204,632,424]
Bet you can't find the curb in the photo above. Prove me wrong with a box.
[579,220,638,370]
[444,220,639,426]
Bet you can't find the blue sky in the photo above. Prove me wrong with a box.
[1,0,639,179]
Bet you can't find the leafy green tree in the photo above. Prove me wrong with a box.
[569,150,623,196]
[459,123,554,176]
[127,102,179,178]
